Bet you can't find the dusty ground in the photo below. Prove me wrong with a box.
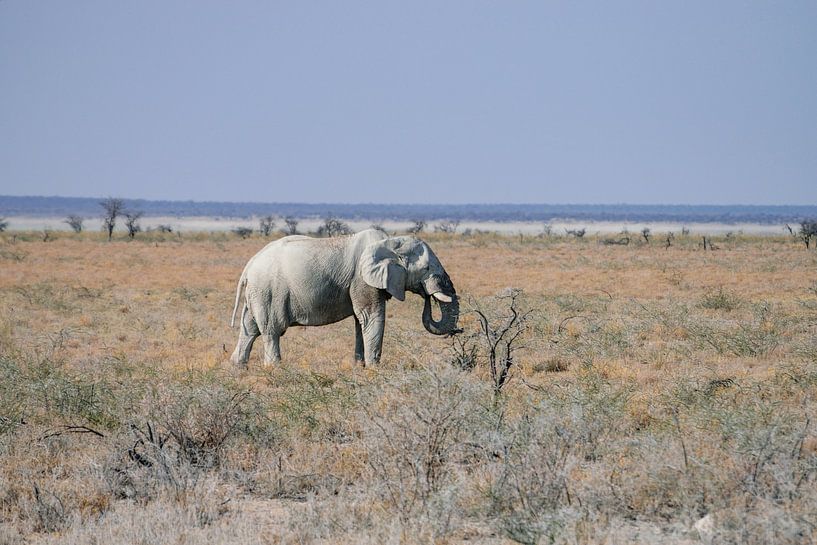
[0,229,815,544]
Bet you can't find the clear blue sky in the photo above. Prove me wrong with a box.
[1,1,815,204]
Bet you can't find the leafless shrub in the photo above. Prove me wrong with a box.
[486,411,579,544]
[232,226,253,239]
[369,222,387,233]
[473,288,533,396]
[282,216,299,235]
[317,216,352,237]
[124,211,143,239]
[41,229,51,243]
[449,332,478,372]
[64,215,84,233]
[408,220,426,234]
[153,387,253,469]
[105,384,255,504]
[30,482,68,533]
[113,421,193,501]
[641,227,651,243]
[542,223,553,237]
[157,224,173,233]
[258,215,275,237]
[434,220,460,234]
[359,367,485,531]
[565,227,586,238]
[0,218,8,232]
[798,220,817,249]
[665,231,674,248]
[100,197,124,241]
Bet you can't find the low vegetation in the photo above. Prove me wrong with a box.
[0,230,815,544]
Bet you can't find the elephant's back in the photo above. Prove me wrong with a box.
[244,236,355,326]
[244,235,354,295]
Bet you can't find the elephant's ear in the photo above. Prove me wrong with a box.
[359,241,407,301]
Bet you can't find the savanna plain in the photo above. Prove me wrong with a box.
[1,229,815,544]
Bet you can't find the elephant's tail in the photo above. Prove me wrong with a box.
[230,270,248,328]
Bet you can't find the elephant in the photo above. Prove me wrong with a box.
[229,229,460,366]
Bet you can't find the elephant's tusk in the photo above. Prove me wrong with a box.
[431,292,453,303]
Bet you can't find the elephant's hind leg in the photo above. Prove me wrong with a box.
[261,333,282,366]
[231,304,259,367]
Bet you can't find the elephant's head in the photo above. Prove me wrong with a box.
[360,236,460,336]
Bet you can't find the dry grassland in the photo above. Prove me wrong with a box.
[0,230,815,544]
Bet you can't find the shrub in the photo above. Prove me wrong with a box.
[258,215,275,237]
[64,215,84,233]
[232,226,253,239]
[358,367,487,529]
[317,217,352,237]
[700,287,742,311]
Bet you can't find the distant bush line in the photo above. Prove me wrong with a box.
[2,195,817,225]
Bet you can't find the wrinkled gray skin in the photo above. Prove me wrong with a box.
[230,229,460,367]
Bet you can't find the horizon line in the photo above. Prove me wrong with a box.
[2,194,816,208]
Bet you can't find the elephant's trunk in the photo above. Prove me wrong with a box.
[422,294,460,336]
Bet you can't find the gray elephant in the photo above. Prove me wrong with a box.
[229,229,460,366]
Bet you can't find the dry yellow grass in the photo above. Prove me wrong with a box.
[0,230,815,544]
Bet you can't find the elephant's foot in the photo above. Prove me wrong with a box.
[229,351,249,368]
[262,356,281,368]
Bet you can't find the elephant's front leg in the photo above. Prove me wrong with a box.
[355,305,386,366]
[354,317,365,363]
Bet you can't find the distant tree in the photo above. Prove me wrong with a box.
[258,215,276,237]
[641,227,651,244]
[565,228,586,238]
[434,220,460,234]
[542,223,553,237]
[64,215,84,233]
[100,197,124,241]
[157,224,173,233]
[408,220,426,234]
[317,216,352,237]
[799,220,817,249]
[701,236,718,251]
[233,226,253,239]
[370,223,387,233]
[0,217,8,232]
[282,216,299,235]
[124,211,143,239]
